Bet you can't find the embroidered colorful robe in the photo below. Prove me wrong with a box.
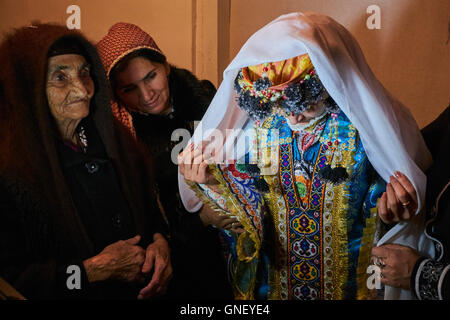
[193,110,385,300]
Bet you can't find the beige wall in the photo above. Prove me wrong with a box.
[0,0,448,127]
[0,0,195,69]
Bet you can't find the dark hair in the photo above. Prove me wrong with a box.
[109,48,166,93]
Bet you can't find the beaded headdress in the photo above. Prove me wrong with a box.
[234,54,339,121]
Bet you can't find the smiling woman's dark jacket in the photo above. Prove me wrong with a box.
[0,24,167,299]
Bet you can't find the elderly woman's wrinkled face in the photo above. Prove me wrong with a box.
[114,57,171,116]
[46,54,94,125]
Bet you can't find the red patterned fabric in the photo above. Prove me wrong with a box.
[227,162,252,180]
[96,22,165,77]
[110,100,136,138]
[96,23,166,138]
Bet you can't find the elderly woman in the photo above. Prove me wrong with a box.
[96,23,232,299]
[0,24,171,299]
[178,12,434,300]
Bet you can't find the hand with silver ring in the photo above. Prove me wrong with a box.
[371,244,420,290]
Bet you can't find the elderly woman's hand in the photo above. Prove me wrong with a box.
[378,171,418,224]
[83,235,146,283]
[371,244,421,290]
[137,233,172,300]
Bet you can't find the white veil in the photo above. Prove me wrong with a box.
[178,12,434,299]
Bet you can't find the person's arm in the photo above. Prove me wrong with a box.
[0,184,149,299]
[136,232,172,300]
[370,243,450,300]
[82,235,146,284]
[178,143,242,233]
[411,257,450,300]
[198,203,243,233]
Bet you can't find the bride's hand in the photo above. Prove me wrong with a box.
[378,171,418,224]
[178,142,218,185]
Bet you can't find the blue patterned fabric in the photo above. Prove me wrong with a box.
[218,110,385,299]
